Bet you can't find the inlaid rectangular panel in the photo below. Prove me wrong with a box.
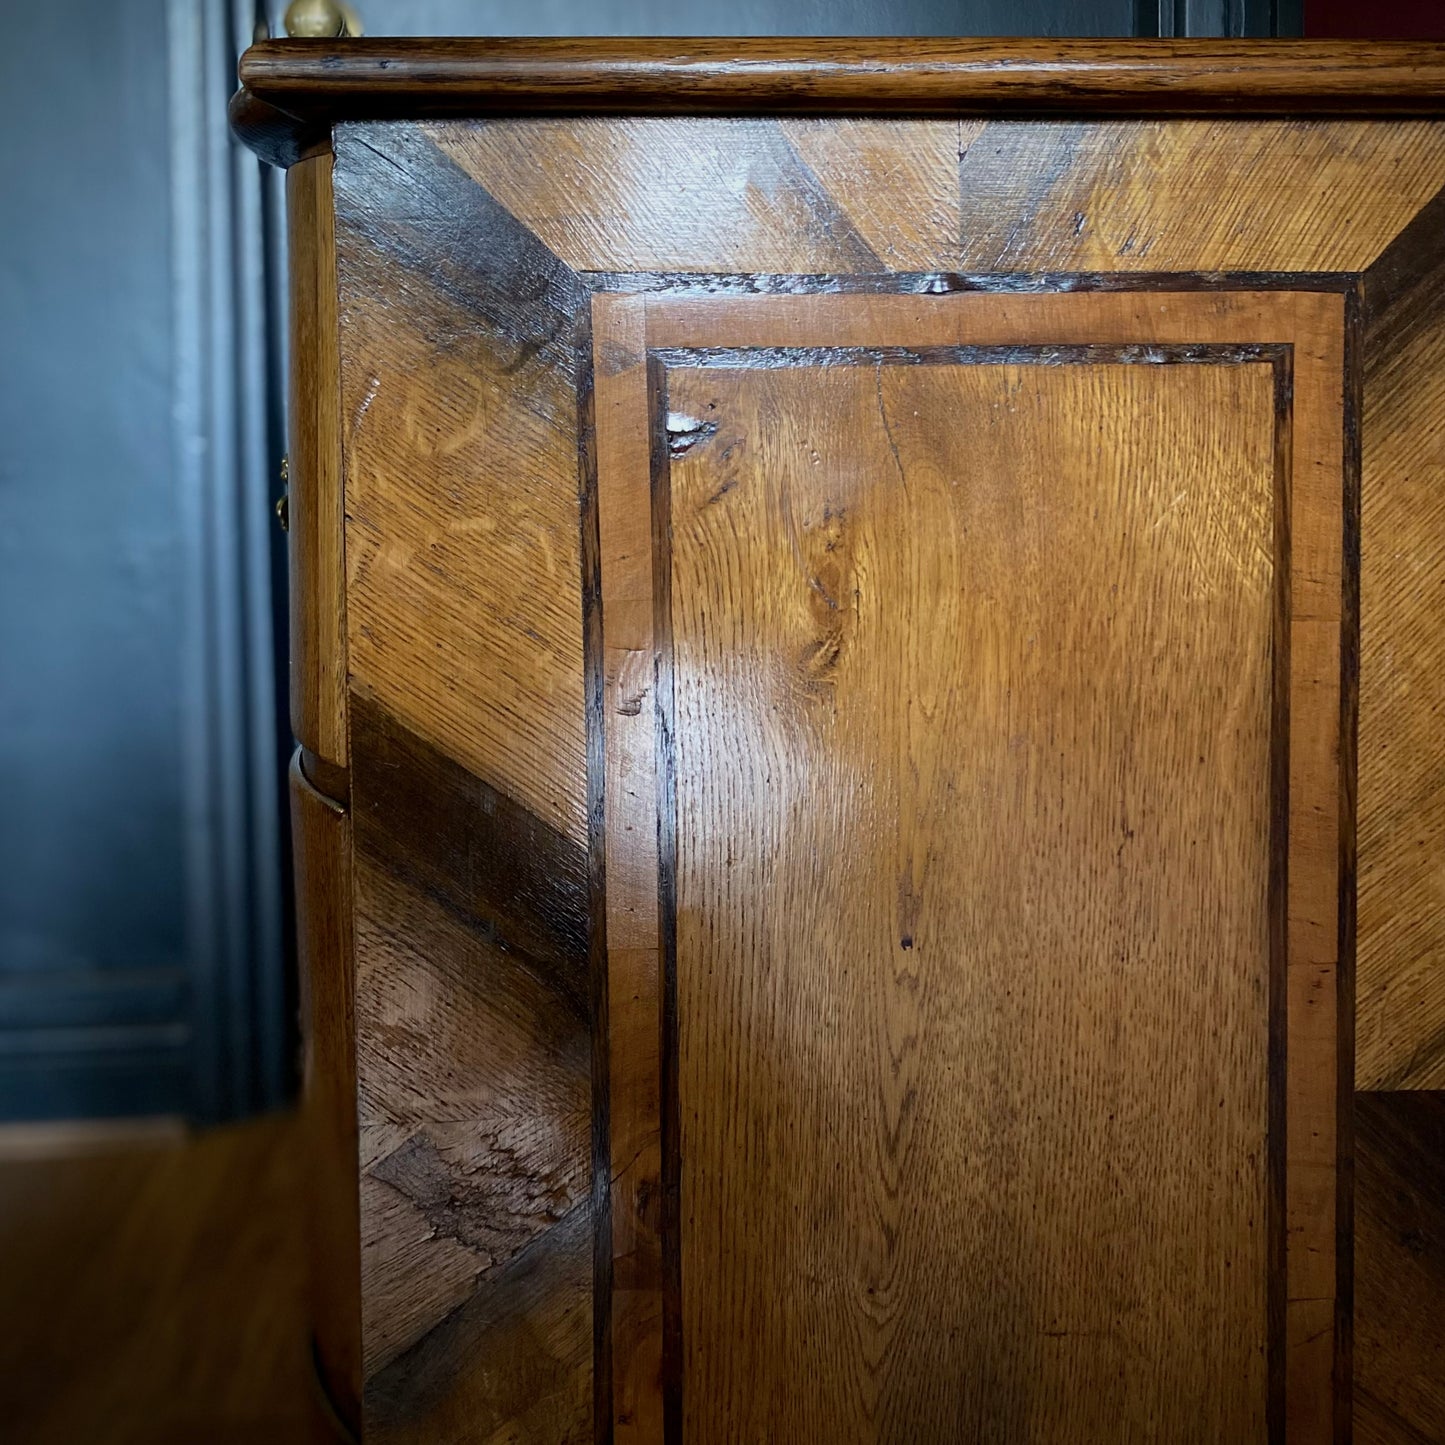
[676,353,1275,1443]
[594,288,1351,1443]
[320,112,1414,1444]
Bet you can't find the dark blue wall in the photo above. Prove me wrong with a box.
[0,0,194,1118]
[356,0,1134,34]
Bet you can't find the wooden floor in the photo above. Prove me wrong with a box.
[0,1112,316,1445]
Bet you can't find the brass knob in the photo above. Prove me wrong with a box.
[284,0,363,37]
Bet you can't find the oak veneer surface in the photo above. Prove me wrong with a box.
[669,356,1275,1441]
[1354,1092,1445,1443]
[600,286,1346,1444]
[333,125,595,1443]
[1357,198,1445,1093]
[291,752,362,1433]
[287,153,347,772]
[431,116,1445,277]
[260,86,1445,1443]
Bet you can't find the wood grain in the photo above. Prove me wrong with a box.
[287,152,348,769]
[425,117,1445,279]
[334,123,589,847]
[1354,1091,1445,1444]
[594,293,665,1443]
[277,104,1414,1441]
[430,119,883,275]
[666,355,1275,1443]
[333,121,596,1441]
[350,696,593,1442]
[364,1195,593,1444]
[1357,189,1445,1092]
[638,288,1346,634]
[780,118,976,272]
[590,285,1349,1441]
[290,751,361,1435]
[951,119,1445,275]
[235,40,1445,152]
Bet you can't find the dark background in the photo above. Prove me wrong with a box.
[0,0,1405,1127]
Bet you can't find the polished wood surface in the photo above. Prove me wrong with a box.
[265,94,1445,1442]
[233,40,1445,153]
[592,293,663,1444]
[434,117,1445,277]
[593,285,1348,1441]
[670,356,1275,1442]
[331,123,595,1442]
[1357,193,1445,1093]
[335,125,587,844]
[350,698,593,1442]
[291,753,361,1433]
[1354,1092,1445,1442]
[287,153,348,772]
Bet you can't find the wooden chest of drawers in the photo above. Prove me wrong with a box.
[235,39,1445,1443]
